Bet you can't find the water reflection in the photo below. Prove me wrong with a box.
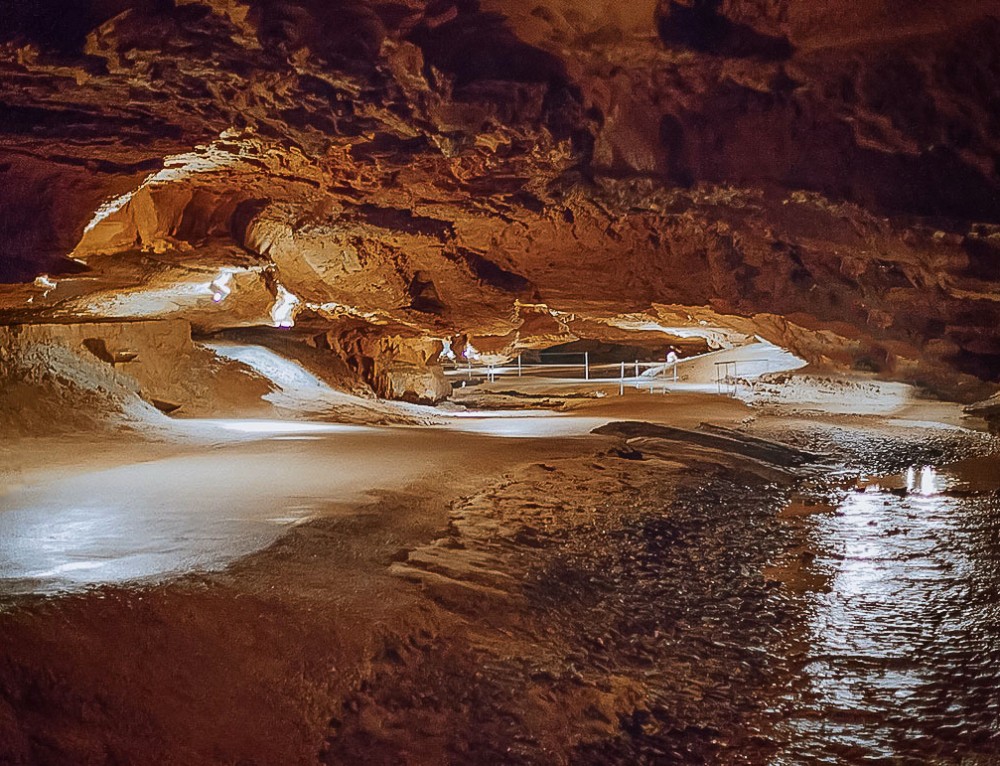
[775,456,1000,764]
[904,465,940,496]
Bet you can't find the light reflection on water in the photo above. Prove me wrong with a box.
[904,465,940,496]
[774,456,1000,764]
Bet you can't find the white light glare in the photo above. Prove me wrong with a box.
[919,466,937,496]
[207,420,361,434]
[270,284,300,328]
[210,271,233,303]
[81,130,246,236]
[905,465,938,496]
[82,191,136,234]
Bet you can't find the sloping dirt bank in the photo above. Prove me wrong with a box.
[0,408,995,764]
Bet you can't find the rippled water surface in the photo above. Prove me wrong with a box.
[775,456,1000,764]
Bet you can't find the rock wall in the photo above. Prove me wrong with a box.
[319,326,451,404]
[0,319,271,418]
[0,1,998,398]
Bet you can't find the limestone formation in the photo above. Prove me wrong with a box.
[1,1,998,402]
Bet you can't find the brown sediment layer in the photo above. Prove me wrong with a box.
[1,411,993,764]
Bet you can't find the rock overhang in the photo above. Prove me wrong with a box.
[1,0,998,402]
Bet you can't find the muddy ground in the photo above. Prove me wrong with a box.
[0,410,996,765]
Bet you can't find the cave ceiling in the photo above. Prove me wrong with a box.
[1,0,999,394]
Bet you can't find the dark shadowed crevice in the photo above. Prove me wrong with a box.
[354,204,454,238]
[656,0,793,61]
[451,247,531,293]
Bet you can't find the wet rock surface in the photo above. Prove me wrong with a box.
[966,393,1000,434]
[0,413,997,764]
[335,447,798,764]
[771,463,1000,764]
[326,418,1000,764]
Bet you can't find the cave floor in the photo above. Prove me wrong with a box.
[0,387,998,764]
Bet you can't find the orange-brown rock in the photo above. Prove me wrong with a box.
[1,1,998,398]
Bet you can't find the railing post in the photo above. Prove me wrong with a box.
[517,354,522,377]
[634,359,639,378]
[584,352,589,381]
[620,361,625,396]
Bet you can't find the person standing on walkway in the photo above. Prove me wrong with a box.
[666,348,679,382]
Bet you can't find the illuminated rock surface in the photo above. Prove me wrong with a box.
[1,0,998,403]
[2,6,1000,764]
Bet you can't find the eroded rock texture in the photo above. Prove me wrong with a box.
[1,0,998,397]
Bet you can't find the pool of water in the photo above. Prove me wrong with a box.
[774,455,1000,764]
[0,412,611,595]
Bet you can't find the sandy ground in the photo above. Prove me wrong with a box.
[0,393,753,594]
[1,343,775,592]
[0,342,997,765]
